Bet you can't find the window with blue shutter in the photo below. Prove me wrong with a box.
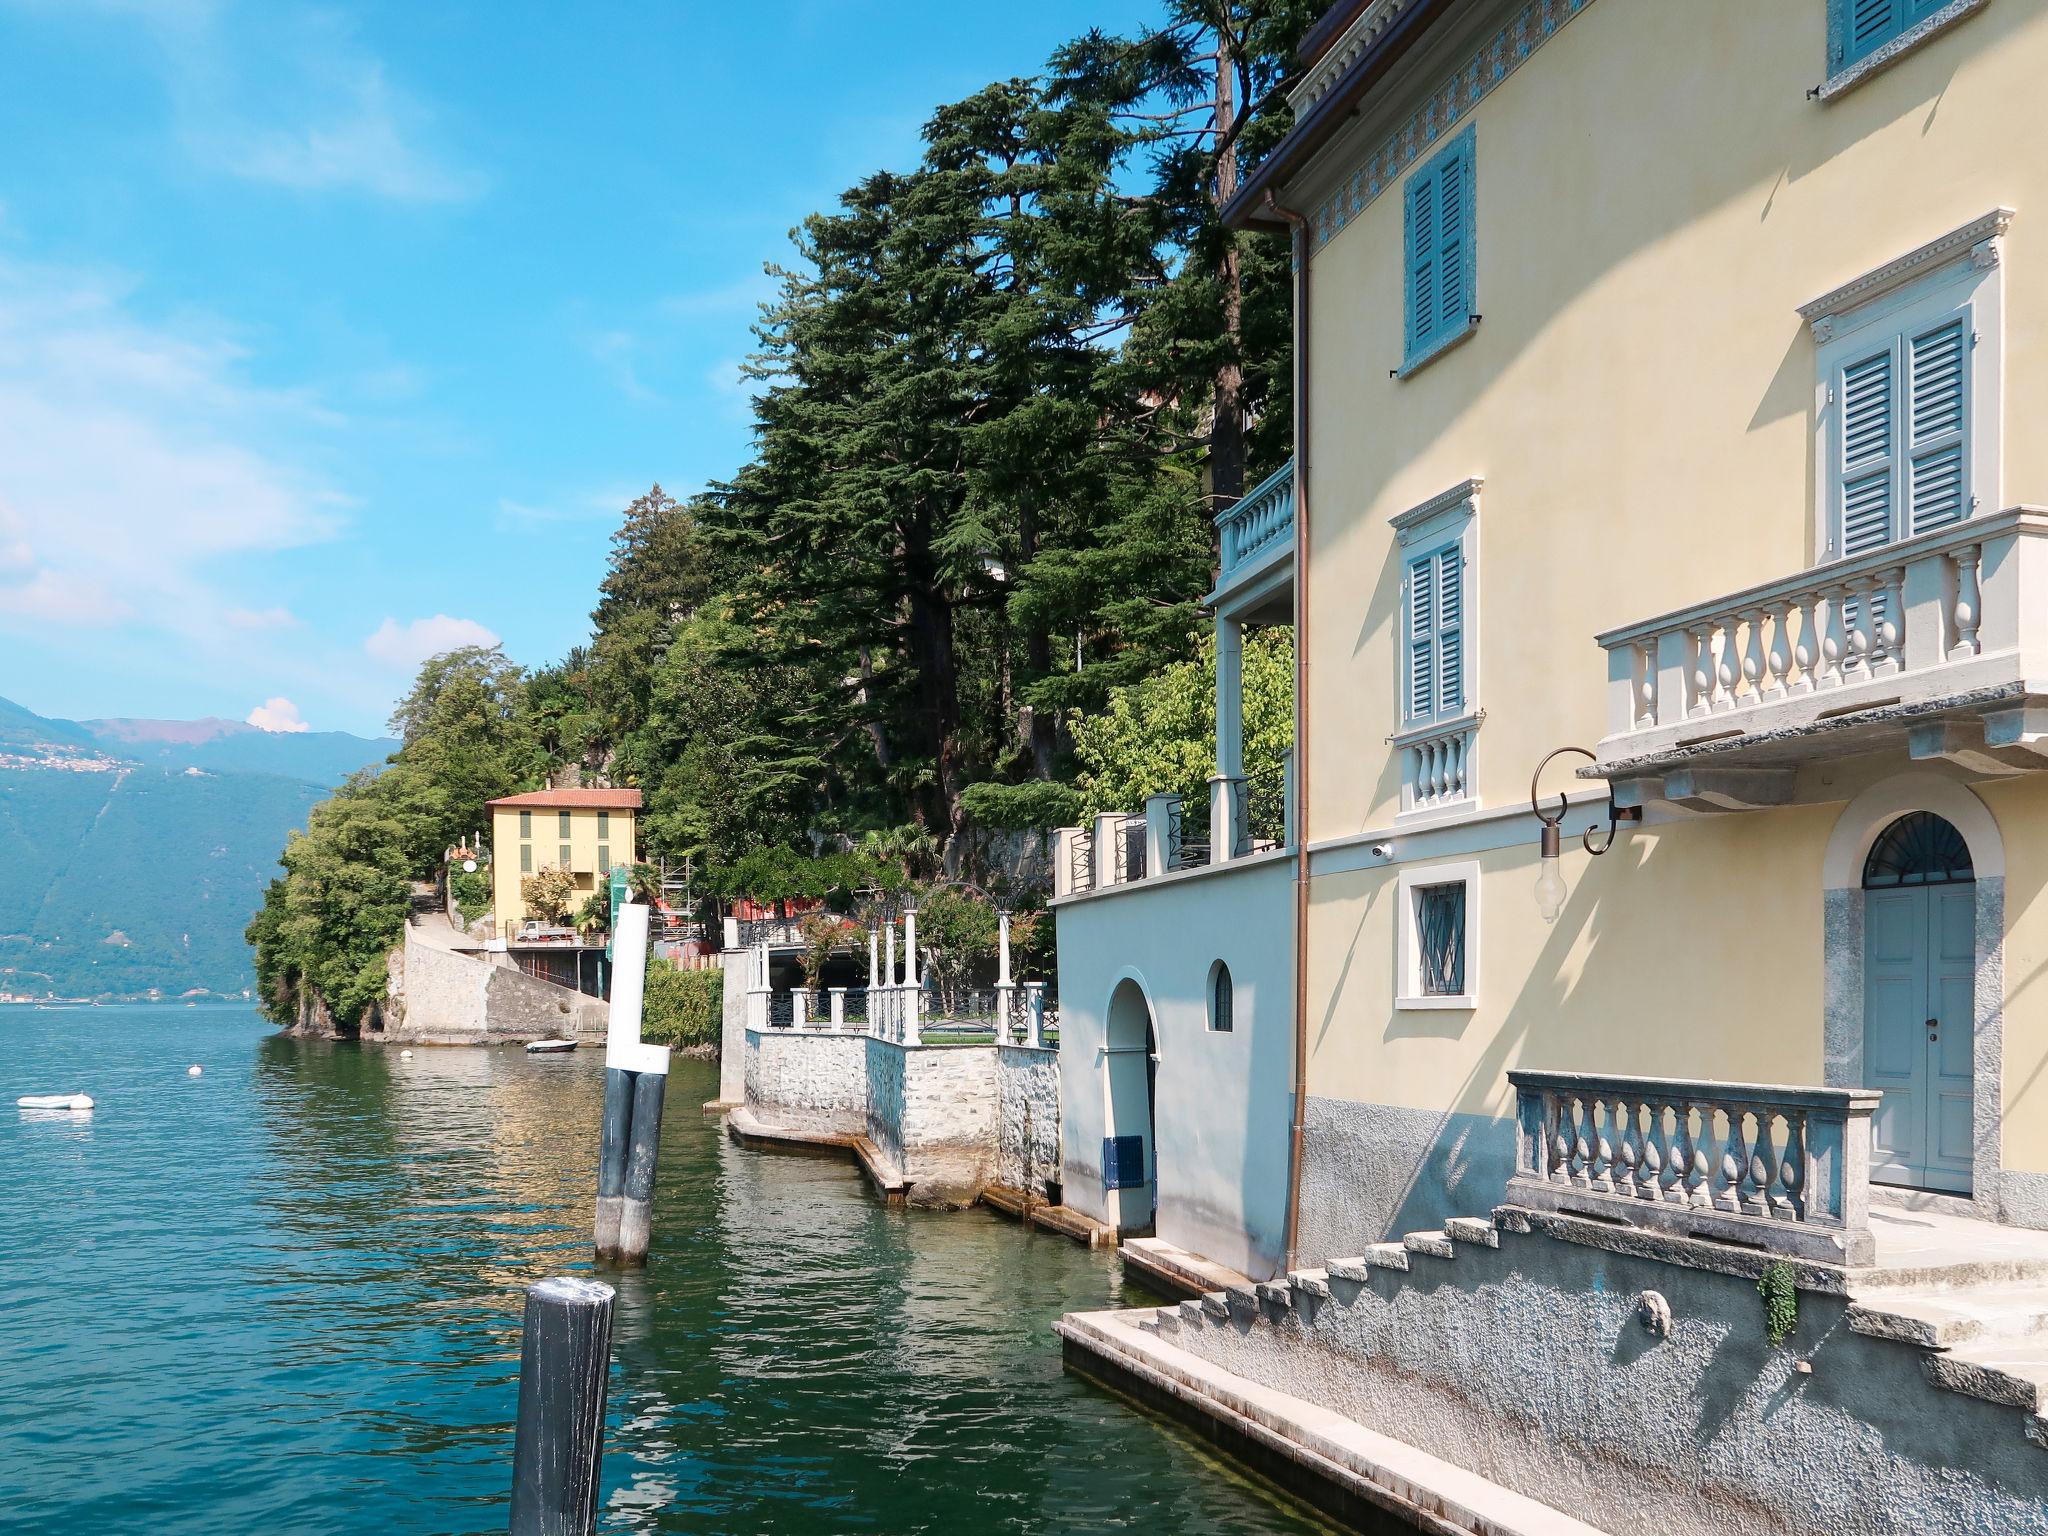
[1402,127,1476,371]
[1831,0,1954,71]
[1405,543,1465,724]
[1828,302,1971,557]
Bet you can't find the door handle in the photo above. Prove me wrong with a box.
[1926,1017,1939,1037]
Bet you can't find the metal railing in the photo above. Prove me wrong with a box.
[1068,828,1096,894]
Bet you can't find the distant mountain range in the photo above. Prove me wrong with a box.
[0,696,396,1002]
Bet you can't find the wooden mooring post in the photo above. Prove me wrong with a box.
[509,1275,614,1536]
[593,902,670,1265]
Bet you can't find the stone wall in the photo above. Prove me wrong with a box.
[894,1045,997,1204]
[744,1028,866,1133]
[995,1045,1060,1194]
[384,927,606,1044]
[1168,1223,2048,1536]
[717,955,748,1105]
[740,1026,1058,1208]
[1294,1097,1516,1265]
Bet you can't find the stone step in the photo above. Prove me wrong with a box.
[1403,1230,1457,1260]
[1179,1298,1207,1327]
[1848,1282,2048,1350]
[1200,1290,1231,1320]
[1326,1256,1371,1282]
[1287,1268,1332,1300]
[1445,1216,1501,1248]
[1922,1337,2048,1414]
[1363,1242,1412,1273]
[1256,1280,1294,1310]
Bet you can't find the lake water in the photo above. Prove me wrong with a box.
[0,1006,1330,1535]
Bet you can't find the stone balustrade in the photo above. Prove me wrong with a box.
[1391,716,1477,816]
[1216,460,1295,589]
[1506,1070,1880,1264]
[1597,509,2048,768]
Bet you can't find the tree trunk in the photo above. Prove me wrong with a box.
[1210,22,1246,511]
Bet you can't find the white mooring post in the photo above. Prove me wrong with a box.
[593,903,670,1266]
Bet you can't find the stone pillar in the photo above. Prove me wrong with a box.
[1215,611,1244,780]
[997,911,1012,986]
[793,989,808,1029]
[1144,793,1176,874]
[867,926,879,988]
[1092,811,1121,887]
[829,987,847,1030]
[746,942,770,1031]
[903,908,918,987]
[1026,981,1047,1049]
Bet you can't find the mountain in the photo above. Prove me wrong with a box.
[0,697,396,1002]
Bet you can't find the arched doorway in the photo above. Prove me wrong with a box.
[1103,977,1157,1232]
[1862,811,1975,1195]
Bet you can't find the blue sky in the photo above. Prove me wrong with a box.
[0,0,1160,738]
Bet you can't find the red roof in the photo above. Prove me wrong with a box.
[487,788,643,809]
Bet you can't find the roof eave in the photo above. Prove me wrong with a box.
[1223,0,1463,232]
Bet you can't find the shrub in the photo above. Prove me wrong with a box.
[642,962,722,1048]
[521,865,576,925]
[450,869,492,921]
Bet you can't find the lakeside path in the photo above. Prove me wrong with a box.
[0,1004,1334,1535]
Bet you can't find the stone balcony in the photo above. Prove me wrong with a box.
[1592,508,2048,807]
[1209,459,1295,623]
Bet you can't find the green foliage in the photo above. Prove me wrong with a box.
[1072,627,1293,824]
[520,866,576,926]
[796,910,847,987]
[1758,1261,1799,1347]
[574,892,610,936]
[641,962,722,1048]
[709,846,904,906]
[914,888,999,1011]
[449,869,491,921]
[957,779,1082,832]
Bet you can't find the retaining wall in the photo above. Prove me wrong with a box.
[742,1025,1061,1207]
[385,927,607,1043]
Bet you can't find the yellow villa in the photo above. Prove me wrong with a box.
[486,787,641,930]
[1058,0,2048,1270]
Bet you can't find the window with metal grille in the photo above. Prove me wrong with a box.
[1209,961,1234,1033]
[1416,882,1466,996]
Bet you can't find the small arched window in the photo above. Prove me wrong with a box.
[1863,812,1974,889]
[1209,960,1234,1033]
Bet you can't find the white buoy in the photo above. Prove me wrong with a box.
[400,1049,414,1060]
[17,1093,93,1111]
[187,1065,203,1077]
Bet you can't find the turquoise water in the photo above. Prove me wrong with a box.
[0,1006,1329,1534]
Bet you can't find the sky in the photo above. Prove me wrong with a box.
[0,0,1161,738]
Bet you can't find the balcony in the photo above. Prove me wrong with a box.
[1052,758,1292,901]
[1592,508,2048,804]
[1210,459,1294,622]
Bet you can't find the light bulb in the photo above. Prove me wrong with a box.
[1533,857,1567,923]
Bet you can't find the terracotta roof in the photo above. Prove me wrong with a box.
[487,788,643,809]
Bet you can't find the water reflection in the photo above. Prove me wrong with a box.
[0,1006,1329,1536]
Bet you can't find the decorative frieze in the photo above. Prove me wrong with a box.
[1310,0,1598,251]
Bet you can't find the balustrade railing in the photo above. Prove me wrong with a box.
[1216,460,1295,585]
[1393,718,1476,815]
[1506,1070,1879,1264]
[1598,511,2048,759]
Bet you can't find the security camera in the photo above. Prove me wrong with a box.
[1370,843,1392,860]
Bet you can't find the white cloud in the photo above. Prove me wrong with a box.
[0,261,341,644]
[8,0,481,203]
[364,614,500,671]
[224,605,298,630]
[246,696,309,732]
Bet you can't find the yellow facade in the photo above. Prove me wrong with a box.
[1278,0,2048,1216]
[489,801,638,928]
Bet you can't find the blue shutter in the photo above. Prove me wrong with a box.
[1102,1134,1146,1191]
[1839,346,1896,555]
[1436,546,1463,714]
[1402,128,1476,367]
[1406,168,1438,353]
[1838,0,1947,67]
[1906,316,1968,535]
[1407,555,1435,719]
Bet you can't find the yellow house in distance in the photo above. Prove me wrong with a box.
[486,787,641,929]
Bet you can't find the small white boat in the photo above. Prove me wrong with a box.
[525,1039,578,1055]
[17,1093,93,1111]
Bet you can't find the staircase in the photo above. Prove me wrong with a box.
[1135,1206,2048,1453]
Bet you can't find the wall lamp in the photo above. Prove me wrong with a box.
[1530,746,1641,923]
